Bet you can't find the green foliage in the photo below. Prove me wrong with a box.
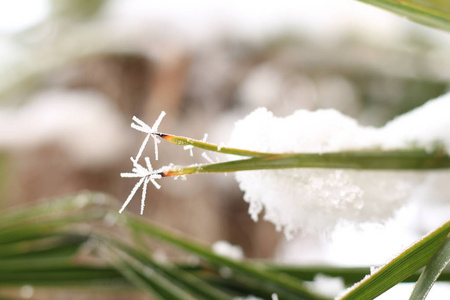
[0,153,9,206]
[160,133,450,177]
[357,0,450,31]
[409,237,450,300]
[1,1,449,299]
[0,194,448,299]
[339,221,450,299]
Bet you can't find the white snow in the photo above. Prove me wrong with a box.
[212,240,244,261]
[381,93,450,152]
[305,274,345,298]
[228,92,450,236]
[0,89,130,167]
[374,282,450,300]
[19,285,34,299]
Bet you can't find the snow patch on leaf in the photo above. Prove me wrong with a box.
[229,93,450,236]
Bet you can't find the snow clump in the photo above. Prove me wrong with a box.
[229,93,450,237]
[212,240,244,261]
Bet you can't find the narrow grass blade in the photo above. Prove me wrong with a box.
[339,221,450,300]
[105,244,198,300]
[0,235,84,258]
[263,264,450,286]
[157,133,272,157]
[162,150,450,177]
[356,0,450,31]
[409,236,450,300]
[100,235,233,300]
[0,193,111,225]
[0,213,103,244]
[126,217,330,300]
[202,271,310,300]
[0,256,76,272]
[0,269,125,286]
[104,251,167,300]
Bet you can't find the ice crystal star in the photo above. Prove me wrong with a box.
[120,112,166,214]
[183,133,208,157]
[120,156,162,214]
[183,144,194,156]
[130,111,166,161]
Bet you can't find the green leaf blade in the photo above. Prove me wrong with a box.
[339,221,450,300]
[409,236,450,300]
[165,150,450,177]
[357,0,450,32]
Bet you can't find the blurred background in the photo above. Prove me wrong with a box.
[0,0,450,299]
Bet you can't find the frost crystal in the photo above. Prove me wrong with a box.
[229,93,450,236]
[212,240,244,261]
[130,111,166,161]
[183,144,194,156]
[120,156,162,214]
[120,112,166,214]
[183,133,208,157]
[202,152,215,164]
